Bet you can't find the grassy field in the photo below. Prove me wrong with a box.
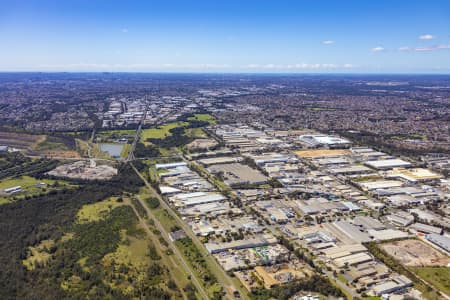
[185,127,207,138]
[175,237,223,299]
[95,129,135,142]
[102,231,149,269]
[158,147,173,156]
[410,267,450,296]
[0,176,54,190]
[136,187,207,298]
[59,196,184,298]
[0,198,11,205]
[187,113,216,124]
[0,176,71,204]
[120,143,131,158]
[35,137,70,151]
[152,207,178,232]
[75,139,90,157]
[22,239,55,270]
[76,197,127,223]
[141,122,189,141]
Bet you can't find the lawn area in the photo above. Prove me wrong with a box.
[410,266,450,296]
[185,127,206,138]
[141,122,189,141]
[187,113,216,124]
[76,197,127,223]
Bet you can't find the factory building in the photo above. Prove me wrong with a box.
[426,234,450,253]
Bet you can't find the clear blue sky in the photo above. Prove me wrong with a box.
[1,0,449,73]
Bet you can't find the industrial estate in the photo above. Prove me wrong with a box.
[0,74,449,300]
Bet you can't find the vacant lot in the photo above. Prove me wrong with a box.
[295,149,351,158]
[0,132,45,149]
[381,239,450,266]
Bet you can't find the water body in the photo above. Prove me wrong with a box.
[100,143,123,159]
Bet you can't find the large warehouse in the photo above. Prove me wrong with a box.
[364,159,412,170]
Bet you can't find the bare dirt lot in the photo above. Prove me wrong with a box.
[294,149,351,158]
[381,239,450,266]
[39,150,81,159]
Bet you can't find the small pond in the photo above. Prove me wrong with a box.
[100,143,123,158]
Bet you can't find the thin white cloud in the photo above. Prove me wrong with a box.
[398,46,411,51]
[419,34,434,40]
[398,44,450,52]
[322,40,335,45]
[245,63,355,70]
[121,28,129,33]
[371,46,385,52]
[414,46,435,52]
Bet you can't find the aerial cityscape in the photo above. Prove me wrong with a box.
[1,1,450,300]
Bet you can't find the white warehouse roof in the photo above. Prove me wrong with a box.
[365,159,412,170]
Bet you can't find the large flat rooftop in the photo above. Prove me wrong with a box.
[208,163,268,186]
[364,158,412,169]
[387,168,443,182]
